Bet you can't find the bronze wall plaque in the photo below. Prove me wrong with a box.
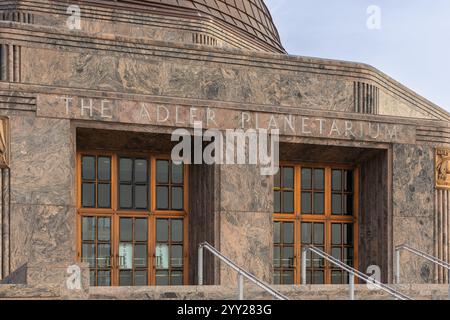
[436,148,450,189]
[0,117,10,169]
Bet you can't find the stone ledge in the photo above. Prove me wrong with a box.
[0,284,448,300]
[0,284,61,299]
[0,20,448,122]
[88,284,450,300]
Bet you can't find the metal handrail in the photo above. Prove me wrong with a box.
[302,245,412,300]
[395,244,450,299]
[198,242,289,300]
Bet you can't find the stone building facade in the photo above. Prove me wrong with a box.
[0,0,449,297]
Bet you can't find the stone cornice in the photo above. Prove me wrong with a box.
[0,0,283,53]
[0,21,449,123]
[0,81,447,130]
[0,89,36,111]
[2,81,450,146]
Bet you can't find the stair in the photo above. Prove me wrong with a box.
[2,284,447,300]
[88,284,449,300]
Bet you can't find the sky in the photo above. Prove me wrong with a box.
[265,0,450,112]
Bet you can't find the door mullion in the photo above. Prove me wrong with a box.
[325,167,332,284]
[295,219,301,284]
[112,214,118,286]
[149,215,156,286]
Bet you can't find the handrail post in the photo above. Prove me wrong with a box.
[395,248,400,284]
[197,242,288,300]
[301,248,307,285]
[238,272,244,300]
[304,245,411,300]
[349,275,355,300]
[198,245,204,286]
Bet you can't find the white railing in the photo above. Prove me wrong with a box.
[302,245,412,300]
[395,244,450,299]
[198,242,289,300]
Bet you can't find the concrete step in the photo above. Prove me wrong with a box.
[0,284,448,300]
[0,284,66,300]
[88,284,450,300]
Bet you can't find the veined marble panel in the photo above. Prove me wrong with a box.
[217,162,273,284]
[393,144,434,218]
[393,216,435,284]
[219,210,272,284]
[379,90,435,119]
[7,115,76,277]
[8,202,77,280]
[219,164,273,213]
[393,144,435,283]
[22,47,355,111]
[9,116,74,206]
[10,203,76,271]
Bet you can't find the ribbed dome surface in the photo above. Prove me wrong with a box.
[85,0,284,52]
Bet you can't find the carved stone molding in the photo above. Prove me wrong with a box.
[436,148,450,189]
[0,118,9,169]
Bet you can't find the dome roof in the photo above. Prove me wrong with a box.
[88,0,285,53]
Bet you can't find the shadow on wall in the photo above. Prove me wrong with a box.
[0,263,27,284]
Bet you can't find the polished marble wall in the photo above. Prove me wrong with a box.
[217,164,273,283]
[0,0,449,288]
[7,114,76,283]
[393,144,436,283]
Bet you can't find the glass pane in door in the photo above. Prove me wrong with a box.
[273,221,295,285]
[81,216,112,286]
[119,217,149,286]
[301,222,325,284]
[155,218,184,285]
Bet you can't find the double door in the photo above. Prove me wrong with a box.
[80,215,186,286]
[77,152,188,286]
[273,164,359,284]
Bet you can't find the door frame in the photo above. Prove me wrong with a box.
[273,161,359,284]
[76,151,189,286]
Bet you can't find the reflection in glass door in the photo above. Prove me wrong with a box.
[81,216,112,286]
[118,217,149,286]
[273,221,295,284]
[155,218,184,285]
[301,222,325,284]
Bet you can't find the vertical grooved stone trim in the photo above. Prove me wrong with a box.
[0,44,21,83]
[191,33,218,46]
[0,10,35,24]
[0,168,11,280]
[435,189,450,284]
[354,82,380,115]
